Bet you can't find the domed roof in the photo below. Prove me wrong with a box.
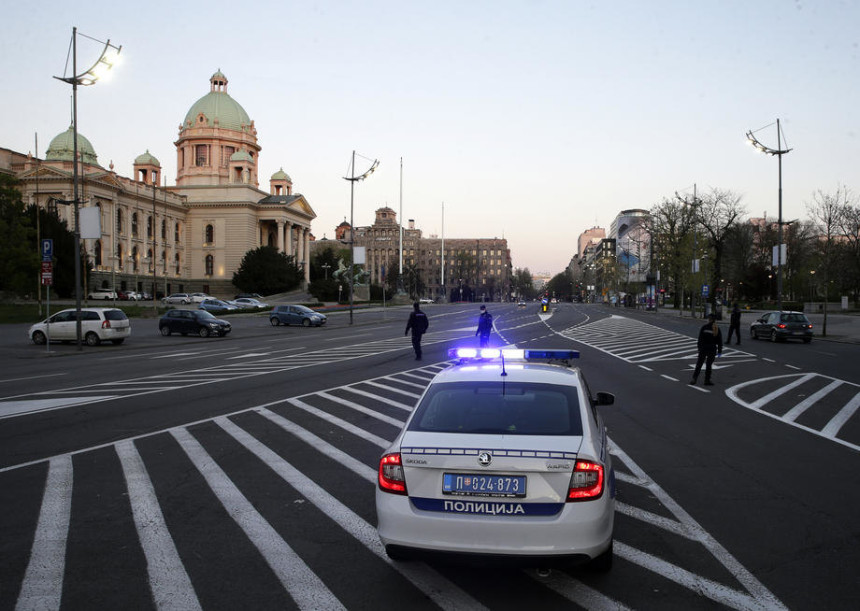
[45,126,99,165]
[134,149,160,166]
[230,149,253,162]
[183,70,251,132]
[271,167,291,181]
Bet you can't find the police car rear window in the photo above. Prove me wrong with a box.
[409,382,583,436]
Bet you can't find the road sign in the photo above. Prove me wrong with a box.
[702,284,709,297]
[41,238,53,262]
[41,261,53,286]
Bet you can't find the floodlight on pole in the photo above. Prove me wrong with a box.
[343,151,379,325]
[746,119,792,312]
[54,27,121,349]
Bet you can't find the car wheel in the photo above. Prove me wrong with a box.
[750,327,757,340]
[160,326,171,336]
[586,540,613,572]
[32,331,47,345]
[85,332,101,347]
[302,318,311,327]
[198,327,210,338]
[182,300,189,305]
[112,339,125,345]
[270,317,280,326]
[770,330,778,343]
[104,296,110,301]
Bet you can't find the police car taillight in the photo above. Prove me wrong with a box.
[567,460,604,501]
[378,453,408,495]
[101,320,111,329]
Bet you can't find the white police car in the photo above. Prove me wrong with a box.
[376,348,615,570]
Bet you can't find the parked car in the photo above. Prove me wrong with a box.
[235,293,264,300]
[418,298,433,304]
[87,288,118,300]
[231,297,269,309]
[118,290,141,301]
[29,307,131,346]
[198,298,238,313]
[270,305,327,327]
[162,293,191,305]
[750,311,813,343]
[159,309,231,337]
[190,292,211,303]
[517,300,527,308]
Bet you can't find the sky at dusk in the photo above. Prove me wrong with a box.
[2,1,858,275]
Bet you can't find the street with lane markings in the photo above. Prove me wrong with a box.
[1,302,858,609]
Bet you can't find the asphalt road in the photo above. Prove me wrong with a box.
[1,303,858,610]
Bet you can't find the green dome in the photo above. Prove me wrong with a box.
[183,71,251,132]
[230,149,253,162]
[134,149,160,166]
[271,167,291,181]
[45,126,99,165]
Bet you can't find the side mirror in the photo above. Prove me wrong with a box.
[594,392,615,406]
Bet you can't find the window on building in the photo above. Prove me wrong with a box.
[223,146,235,167]
[196,145,208,167]
[205,254,214,276]
[175,222,180,242]
[131,213,139,238]
[94,241,102,267]
[205,224,214,244]
[161,220,167,240]
[117,244,124,270]
[162,251,167,273]
[147,216,153,239]
[116,209,124,235]
[175,253,181,276]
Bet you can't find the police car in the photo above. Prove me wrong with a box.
[376,348,615,570]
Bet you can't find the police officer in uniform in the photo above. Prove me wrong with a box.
[690,313,723,386]
[405,302,429,360]
[475,304,493,348]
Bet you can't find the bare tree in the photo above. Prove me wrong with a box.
[807,185,851,335]
[650,197,696,311]
[695,188,747,310]
[836,190,860,301]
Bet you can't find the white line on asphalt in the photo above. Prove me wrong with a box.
[783,380,843,422]
[116,440,200,611]
[661,375,679,382]
[526,569,632,610]
[15,455,72,611]
[748,374,815,410]
[172,427,346,610]
[785,364,801,370]
[639,365,653,371]
[821,393,860,439]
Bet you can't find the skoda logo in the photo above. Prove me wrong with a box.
[478,452,492,467]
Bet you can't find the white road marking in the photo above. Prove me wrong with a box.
[0,373,68,384]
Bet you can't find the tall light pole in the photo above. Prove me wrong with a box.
[54,27,121,349]
[747,119,792,312]
[342,151,378,325]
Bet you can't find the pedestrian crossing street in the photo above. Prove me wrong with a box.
[2,363,785,610]
[558,315,753,363]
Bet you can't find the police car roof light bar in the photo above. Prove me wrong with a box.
[447,348,579,362]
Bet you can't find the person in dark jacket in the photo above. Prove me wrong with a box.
[690,313,723,386]
[405,302,429,360]
[726,303,742,345]
[475,305,493,347]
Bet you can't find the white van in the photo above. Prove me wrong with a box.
[29,308,131,346]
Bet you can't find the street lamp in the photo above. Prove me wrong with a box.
[54,27,121,349]
[342,151,379,325]
[746,119,792,313]
[322,263,331,280]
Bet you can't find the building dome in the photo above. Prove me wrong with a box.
[183,70,251,132]
[134,150,160,166]
[45,126,100,165]
[271,168,291,181]
[230,149,253,162]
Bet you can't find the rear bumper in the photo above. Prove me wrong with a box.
[376,490,613,560]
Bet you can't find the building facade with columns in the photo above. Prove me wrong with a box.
[1,70,315,298]
[315,207,512,302]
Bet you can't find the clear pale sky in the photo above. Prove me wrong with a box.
[2,1,858,275]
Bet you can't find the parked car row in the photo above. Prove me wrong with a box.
[28,303,329,345]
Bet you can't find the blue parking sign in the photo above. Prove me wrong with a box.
[701,284,709,297]
[41,239,53,261]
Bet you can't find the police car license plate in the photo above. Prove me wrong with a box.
[442,473,526,498]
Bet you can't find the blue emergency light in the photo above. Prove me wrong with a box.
[447,348,579,361]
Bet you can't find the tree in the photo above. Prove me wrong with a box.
[836,190,860,301]
[510,267,536,300]
[695,188,746,309]
[308,245,348,301]
[807,186,851,335]
[232,246,302,295]
[650,197,697,310]
[0,176,37,297]
[402,261,425,300]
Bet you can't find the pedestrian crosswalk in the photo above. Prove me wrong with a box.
[559,315,753,363]
[2,362,785,610]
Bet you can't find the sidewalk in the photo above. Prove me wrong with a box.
[636,305,860,345]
